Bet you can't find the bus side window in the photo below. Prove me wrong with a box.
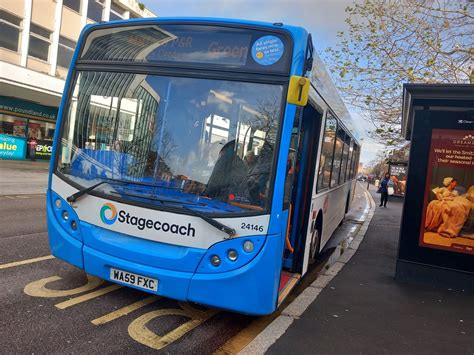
[345,139,354,182]
[316,114,336,192]
[339,133,351,185]
[330,125,344,188]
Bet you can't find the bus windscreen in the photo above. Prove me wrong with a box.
[79,24,291,73]
[57,71,284,214]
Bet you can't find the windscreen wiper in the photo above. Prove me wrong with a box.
[180,205,236,239]
[66,179,127,203]
[66,177,176,203]
[111,190,236,238]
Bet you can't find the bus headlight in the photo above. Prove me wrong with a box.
[196,236,265,274]
[210,255,221,266]
[227,250,238,261]
[50,191,82,241]
[243,240,254,253]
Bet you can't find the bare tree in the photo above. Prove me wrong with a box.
[323,0,473,146]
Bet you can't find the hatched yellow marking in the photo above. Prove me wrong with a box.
[24,275,103,298]
[55,284,122,309]
[0,255,55,270]
[91,295,160,325]
[128,302,218,350]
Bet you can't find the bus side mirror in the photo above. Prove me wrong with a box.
[287,76,310,106]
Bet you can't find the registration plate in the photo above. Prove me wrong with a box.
[110,268,158,292]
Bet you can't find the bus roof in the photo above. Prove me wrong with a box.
[83,16,308,36]
[311,53,362,143]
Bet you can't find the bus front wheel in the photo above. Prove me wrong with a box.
[309,227,321,262]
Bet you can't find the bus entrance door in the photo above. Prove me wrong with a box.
[279,103,322,301]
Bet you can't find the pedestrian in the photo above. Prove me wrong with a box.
[379,173,390,207]
[28,136,37,161]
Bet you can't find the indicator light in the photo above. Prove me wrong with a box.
[62,211,69,221]
[227,250,238,261]
[210,255,221,266]
[243,240,254,252]
[55,199,62,208]
[71,220,77,230]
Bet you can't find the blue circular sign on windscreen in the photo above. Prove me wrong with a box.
[251,36,284,66]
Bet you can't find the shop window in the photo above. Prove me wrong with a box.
[0,9,22,52]
[87,0,105,22]
[57,36,76,68]
[317,113,337,191]
[27,120,56,159]
[63,0,81,13]
[110,2,126,21]
[29,23,52,62]
[0,114,27,137]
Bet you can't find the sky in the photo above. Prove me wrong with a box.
[141,0,385,164]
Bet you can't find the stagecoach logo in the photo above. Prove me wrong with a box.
[100,203,118,225]
[99,202,196,237]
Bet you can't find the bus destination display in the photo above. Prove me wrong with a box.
[80,24,289,71]
[148,31,252,65]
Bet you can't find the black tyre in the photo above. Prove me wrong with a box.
[309,227,321,262]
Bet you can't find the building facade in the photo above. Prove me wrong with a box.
[0,0,156,160]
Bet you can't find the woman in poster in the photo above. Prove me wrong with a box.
[425,177,471,238]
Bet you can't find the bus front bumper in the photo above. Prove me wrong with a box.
[48,199,282,315]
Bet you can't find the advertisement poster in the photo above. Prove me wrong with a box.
[13,120,26,137]
[28,122,42,139]
[420,129,474,254]
[34,139,53,159]
[0,134,27,160]
[389,164,408,196]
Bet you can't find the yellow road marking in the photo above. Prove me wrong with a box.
[55,284,123,309]
[213,315,277,355]
[91,295,160,325]
[24,275,103,298]
[128,302,219,350]
[0,255,55,270]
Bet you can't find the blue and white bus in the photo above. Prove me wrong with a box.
[47,18,361,315]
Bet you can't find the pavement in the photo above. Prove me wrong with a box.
[0,159,50,195]
[260,185,474,355]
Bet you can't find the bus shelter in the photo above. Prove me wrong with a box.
[396,84,474,290]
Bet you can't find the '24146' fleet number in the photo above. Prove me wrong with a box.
[240,223,264,232]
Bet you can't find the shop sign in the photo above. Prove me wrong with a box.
[0,134,26,160]
[35,140,53,159]
[0,96,57,121]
